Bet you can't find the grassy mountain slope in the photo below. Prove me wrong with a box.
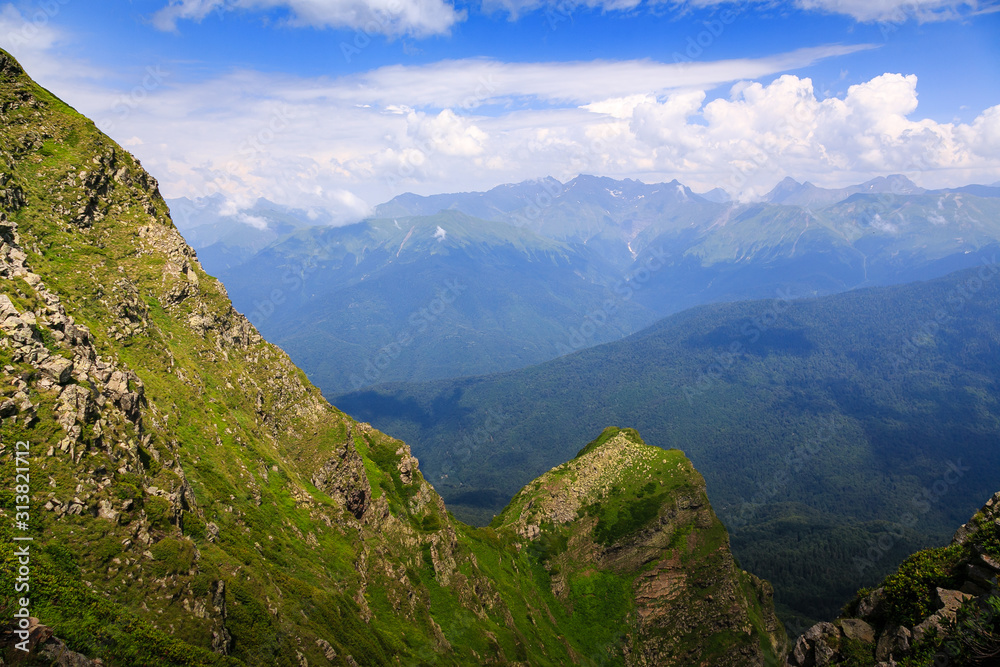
[0,49,782,666]
[493,427,787,666]
[334,262,1000,627]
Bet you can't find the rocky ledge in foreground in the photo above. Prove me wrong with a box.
[788,492,1000,666]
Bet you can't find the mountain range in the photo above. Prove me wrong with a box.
[173,172,1000,396]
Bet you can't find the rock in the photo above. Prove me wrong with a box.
[960,580,988,596]
[789,636,811,666]
[839,618,875,644]
[396,446,418,485]
[206,521,219,543]
[935,587,973,613]
[976,548,1000,573]
[316,638,337,661]
[521,523,541,540]
[875,626,911,662]
[787,621,840,667]
[39,356,73,384]
[97,499,118,523]
[953,491,1000,544]
[913,588,974,642]
[966,563,998,588]
[803,622,838,642]
[0,294,18,319]
[814,640,836,666]
[1,617,100,666]
[857,587,885,619]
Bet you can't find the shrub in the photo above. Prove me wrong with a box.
[879,545,964,627]
[145,496,173,530]
[182,511,207,540]
[150,537,196,576]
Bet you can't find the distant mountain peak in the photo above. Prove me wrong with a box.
[701,188,731,203]
[763,177,806,204]
[859,174,924,194]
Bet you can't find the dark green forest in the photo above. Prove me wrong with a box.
[335,262,1000,628]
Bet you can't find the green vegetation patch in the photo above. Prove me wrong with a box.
[878,544,964,627]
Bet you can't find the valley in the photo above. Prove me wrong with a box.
[334,264,1000,626]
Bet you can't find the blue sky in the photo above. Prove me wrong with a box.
[1,0,998,220]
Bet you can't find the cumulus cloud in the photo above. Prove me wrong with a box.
[408,109,488,156]
[152,0,465,37]
[8,6,998,222]
[68,59,998,213]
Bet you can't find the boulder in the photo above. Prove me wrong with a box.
[857,587,885,619]
[839,618,875,644]
[40,356,73,384]
[913,588,973,642]
[876,626,911,662]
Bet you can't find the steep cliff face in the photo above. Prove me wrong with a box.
[0,49,785,666]
[787,493,1000,666]
[495,427,788,666]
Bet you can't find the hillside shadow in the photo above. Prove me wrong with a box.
[333,386,474,430]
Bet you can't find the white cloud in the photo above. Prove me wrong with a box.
[487,0,989,23]
[434,225,447,241]
[408,109,488,157]
[238,212,269,229]
[325,44,875,109]
[0,4,104,84]
[71,60,998,213]
[5,9,998,222]
[793,0,985,22]
[152,0,465,37]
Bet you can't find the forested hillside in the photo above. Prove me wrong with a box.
[336,263,1000,626]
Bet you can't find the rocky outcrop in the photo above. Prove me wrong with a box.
[498,427,788,666]
[787,491,1000,666]
[1,618,101,666]
[0,214,147,459]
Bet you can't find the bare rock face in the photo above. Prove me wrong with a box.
[1,618,101,666]
[309,423,372,521]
